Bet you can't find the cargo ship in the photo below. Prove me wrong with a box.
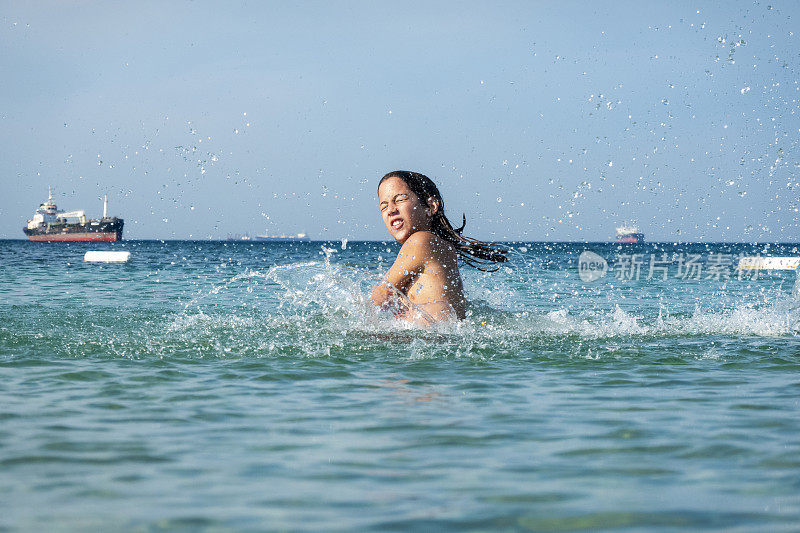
[615,225,644,244]
[23,188,124,242]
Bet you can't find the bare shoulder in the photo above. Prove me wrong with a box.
[402,230,436,250]
[401,231,455,262]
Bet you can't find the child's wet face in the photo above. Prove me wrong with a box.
[378,177,433,243]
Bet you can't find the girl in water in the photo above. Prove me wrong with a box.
[370,170,508,324]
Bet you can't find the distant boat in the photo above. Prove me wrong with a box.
[226,233,252,241]
[254,233,310,242]
[616,225,644,244]
[23,187,123,242]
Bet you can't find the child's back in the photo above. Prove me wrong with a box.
[387,230,466,323]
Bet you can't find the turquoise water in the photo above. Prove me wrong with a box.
[1,239,799,531]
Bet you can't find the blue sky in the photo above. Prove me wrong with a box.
[1,1,798,241]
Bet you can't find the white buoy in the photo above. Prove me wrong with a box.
[737,257,800,270]
[84,251,131,263]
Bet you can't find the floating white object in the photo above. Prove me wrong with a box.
[738,257,800,270]
[84,251,131,263]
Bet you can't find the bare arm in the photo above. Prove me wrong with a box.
[370,233,432,308]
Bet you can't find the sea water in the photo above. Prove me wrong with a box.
[0,239,798,531]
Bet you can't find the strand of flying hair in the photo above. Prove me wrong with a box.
[434,212,508,271]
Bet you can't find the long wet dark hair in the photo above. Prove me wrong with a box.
[379,170,508,270]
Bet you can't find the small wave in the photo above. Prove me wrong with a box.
[530,303,799,339]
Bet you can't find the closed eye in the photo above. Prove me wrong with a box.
[379,193,408,212]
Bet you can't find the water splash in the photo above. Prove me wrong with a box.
[6,242,797,362]
[141,258,800,362]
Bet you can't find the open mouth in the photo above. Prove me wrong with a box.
[391,219,404,231]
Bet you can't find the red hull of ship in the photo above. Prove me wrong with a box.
[27,232,119,242]
[616,237,641,243]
